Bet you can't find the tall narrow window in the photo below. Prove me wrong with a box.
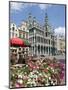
[12,27,15,31]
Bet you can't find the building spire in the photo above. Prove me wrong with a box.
[33,16,36,25]
[28,13,32,18]
[45,12,49,26]
[28,13,32,26]
[44,12,49,32]
[33,16,36,22]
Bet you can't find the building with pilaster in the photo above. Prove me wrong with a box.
[27,13,57,56]
[10,13,59,57]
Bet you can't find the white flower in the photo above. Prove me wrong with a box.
[52,69,54,72]
[29,72,33,76]
[49,77,51,80]
[51,80,53,84]
[29,73,38,80]
[28,78,31,82]
[53,83,56,85]
[45,83,49,86]
[24,72,27,75]
[27,81,31,84]
[39,73,42,76]
[18,74,22,78]
[51,67,53,70]
[47,67,49,70]
[33,70,39,74]
[17,79,23,84]
[51,67,54,72]
[27,80,36,86]
[12,74,15,77]
[44,74,48,78]
[26,65,28,67]
[29,74,34,78]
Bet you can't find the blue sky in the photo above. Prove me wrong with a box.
[10,2,66,35]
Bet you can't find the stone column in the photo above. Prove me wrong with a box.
[40,45,41,55]
[37,44,39,56]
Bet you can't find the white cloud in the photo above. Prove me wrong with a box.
[10,2,52,12]
[38,4,51,10]
[10,2,25,11]
[10,2,37,12]
[29,3,52,10]
[54,27,65,36]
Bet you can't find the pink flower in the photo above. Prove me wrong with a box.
[15,82,25,88]
[15,83,20,88]
[28,62,33,68]
[32,65,39,69]
[36,66,39,69]
[23,76,28,80]
[33,66,36,69]
[60,73,64,79]
[59,63,64,68]
[49,64,54,67]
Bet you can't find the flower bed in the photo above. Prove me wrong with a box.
[10,58,65,88]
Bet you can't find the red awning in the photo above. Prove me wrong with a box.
[10,37,31,47]
[10,38,24,47]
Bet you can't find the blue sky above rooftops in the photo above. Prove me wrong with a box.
[10,2,66,35]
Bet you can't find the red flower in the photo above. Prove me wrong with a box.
[43,69,48,73]
[28,62,33,68]
[49,64,54,67]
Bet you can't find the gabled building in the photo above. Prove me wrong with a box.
[18,21,30,57]
[10,23,19,38]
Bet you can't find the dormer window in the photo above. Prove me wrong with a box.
[13,24,15,26]
[46,32,47,37]
[23,28,25,30]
